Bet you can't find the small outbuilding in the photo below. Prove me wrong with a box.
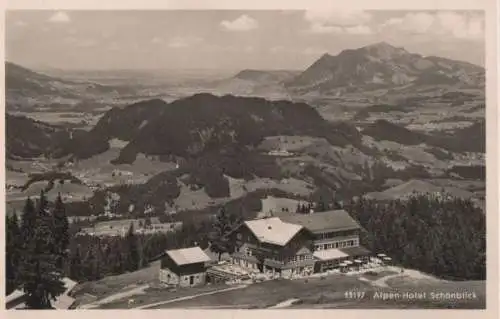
[159,246,212,287]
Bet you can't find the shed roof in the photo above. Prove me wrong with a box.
[244,217,303,246]
[166,246,212,266]
[279,210,361,233]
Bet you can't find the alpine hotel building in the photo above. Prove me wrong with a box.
[229,209,371,277]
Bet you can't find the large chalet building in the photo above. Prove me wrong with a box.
[228,217,316,278]
[279,210,371,272]
[228,209,371,277]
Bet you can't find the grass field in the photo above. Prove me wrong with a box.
[99,284,229,309]
[152,275,371,309]
[73,261,162,301]
[145,273,485,310]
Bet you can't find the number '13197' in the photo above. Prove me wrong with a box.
[344,291,366,299]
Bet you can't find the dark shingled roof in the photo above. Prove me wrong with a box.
[279,210,361,233]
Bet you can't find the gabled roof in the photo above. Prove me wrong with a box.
[244,217,304,246]
[279,210,361,233]
[166,246,212,266]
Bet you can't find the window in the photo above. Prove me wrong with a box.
[323,244,328,250]
[334,242,339,248]
[299,255,305,261]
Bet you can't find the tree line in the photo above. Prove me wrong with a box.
[6,191,70,309]
[344,193,486,280]
[6,189,485,309]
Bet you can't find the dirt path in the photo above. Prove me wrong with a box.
[79,284,150,309]
[371,274,401,288]
[269,298,300,309]
[134,284,249,309]
[371,268,443,288]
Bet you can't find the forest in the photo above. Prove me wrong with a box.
[6,189,486,308]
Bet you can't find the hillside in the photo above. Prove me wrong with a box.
[285,42,485,95]
[5,62,130,110]
[8,91,485,219]
[5,113,71,159]
[362,119,485,153]
[233,69,299,83]
[364,179,475,201]
[200,70,299,99]
[57,94,363,163]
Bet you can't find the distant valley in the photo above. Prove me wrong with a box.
[5,42,486,220]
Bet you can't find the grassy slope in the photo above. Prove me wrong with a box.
[150,275,485,309]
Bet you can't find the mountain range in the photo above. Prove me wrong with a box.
[6,42,485,106]
[285,42,485,95]
[5,62,133,110]
[5,41,486,217]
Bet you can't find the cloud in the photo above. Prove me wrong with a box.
[243,46,255,53]
[304,8,372,35]
[270,46,286,54]
[151,37,163,44]
[380,11,484,40]
[303,47,327,55]
[345,25,373,35]
[48,11,71,23]
[309,23,343,34]
[107,42,121,51]
[15,20,27,27]
[167,36,202,48]
[305,8,372,28]
[220,15,259,31]
[64,37,97,48]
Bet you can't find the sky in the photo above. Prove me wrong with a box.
[6,10,485,71]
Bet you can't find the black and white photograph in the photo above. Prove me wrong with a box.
[3,2,495,313]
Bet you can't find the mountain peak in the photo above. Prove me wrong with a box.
[363,41,397,50]
[361,41,408,59]
[285,41,484,93]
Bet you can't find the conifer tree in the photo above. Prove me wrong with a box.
[209,207,233,260]
[19,192,66,309]
[20,197,37,247]
[52,193,70,270]
[82,244,98,280]
[125,223,140,271]
[6,212,21,294]
[69,245,83,282]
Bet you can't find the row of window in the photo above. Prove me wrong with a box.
[316,230,357,240]
[315,239,358,251]
[241,247,313,263]
[287,254,313,262]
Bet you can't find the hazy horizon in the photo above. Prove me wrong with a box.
[6,10,485,71]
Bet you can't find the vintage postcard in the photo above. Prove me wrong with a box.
[2,0,498,319]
